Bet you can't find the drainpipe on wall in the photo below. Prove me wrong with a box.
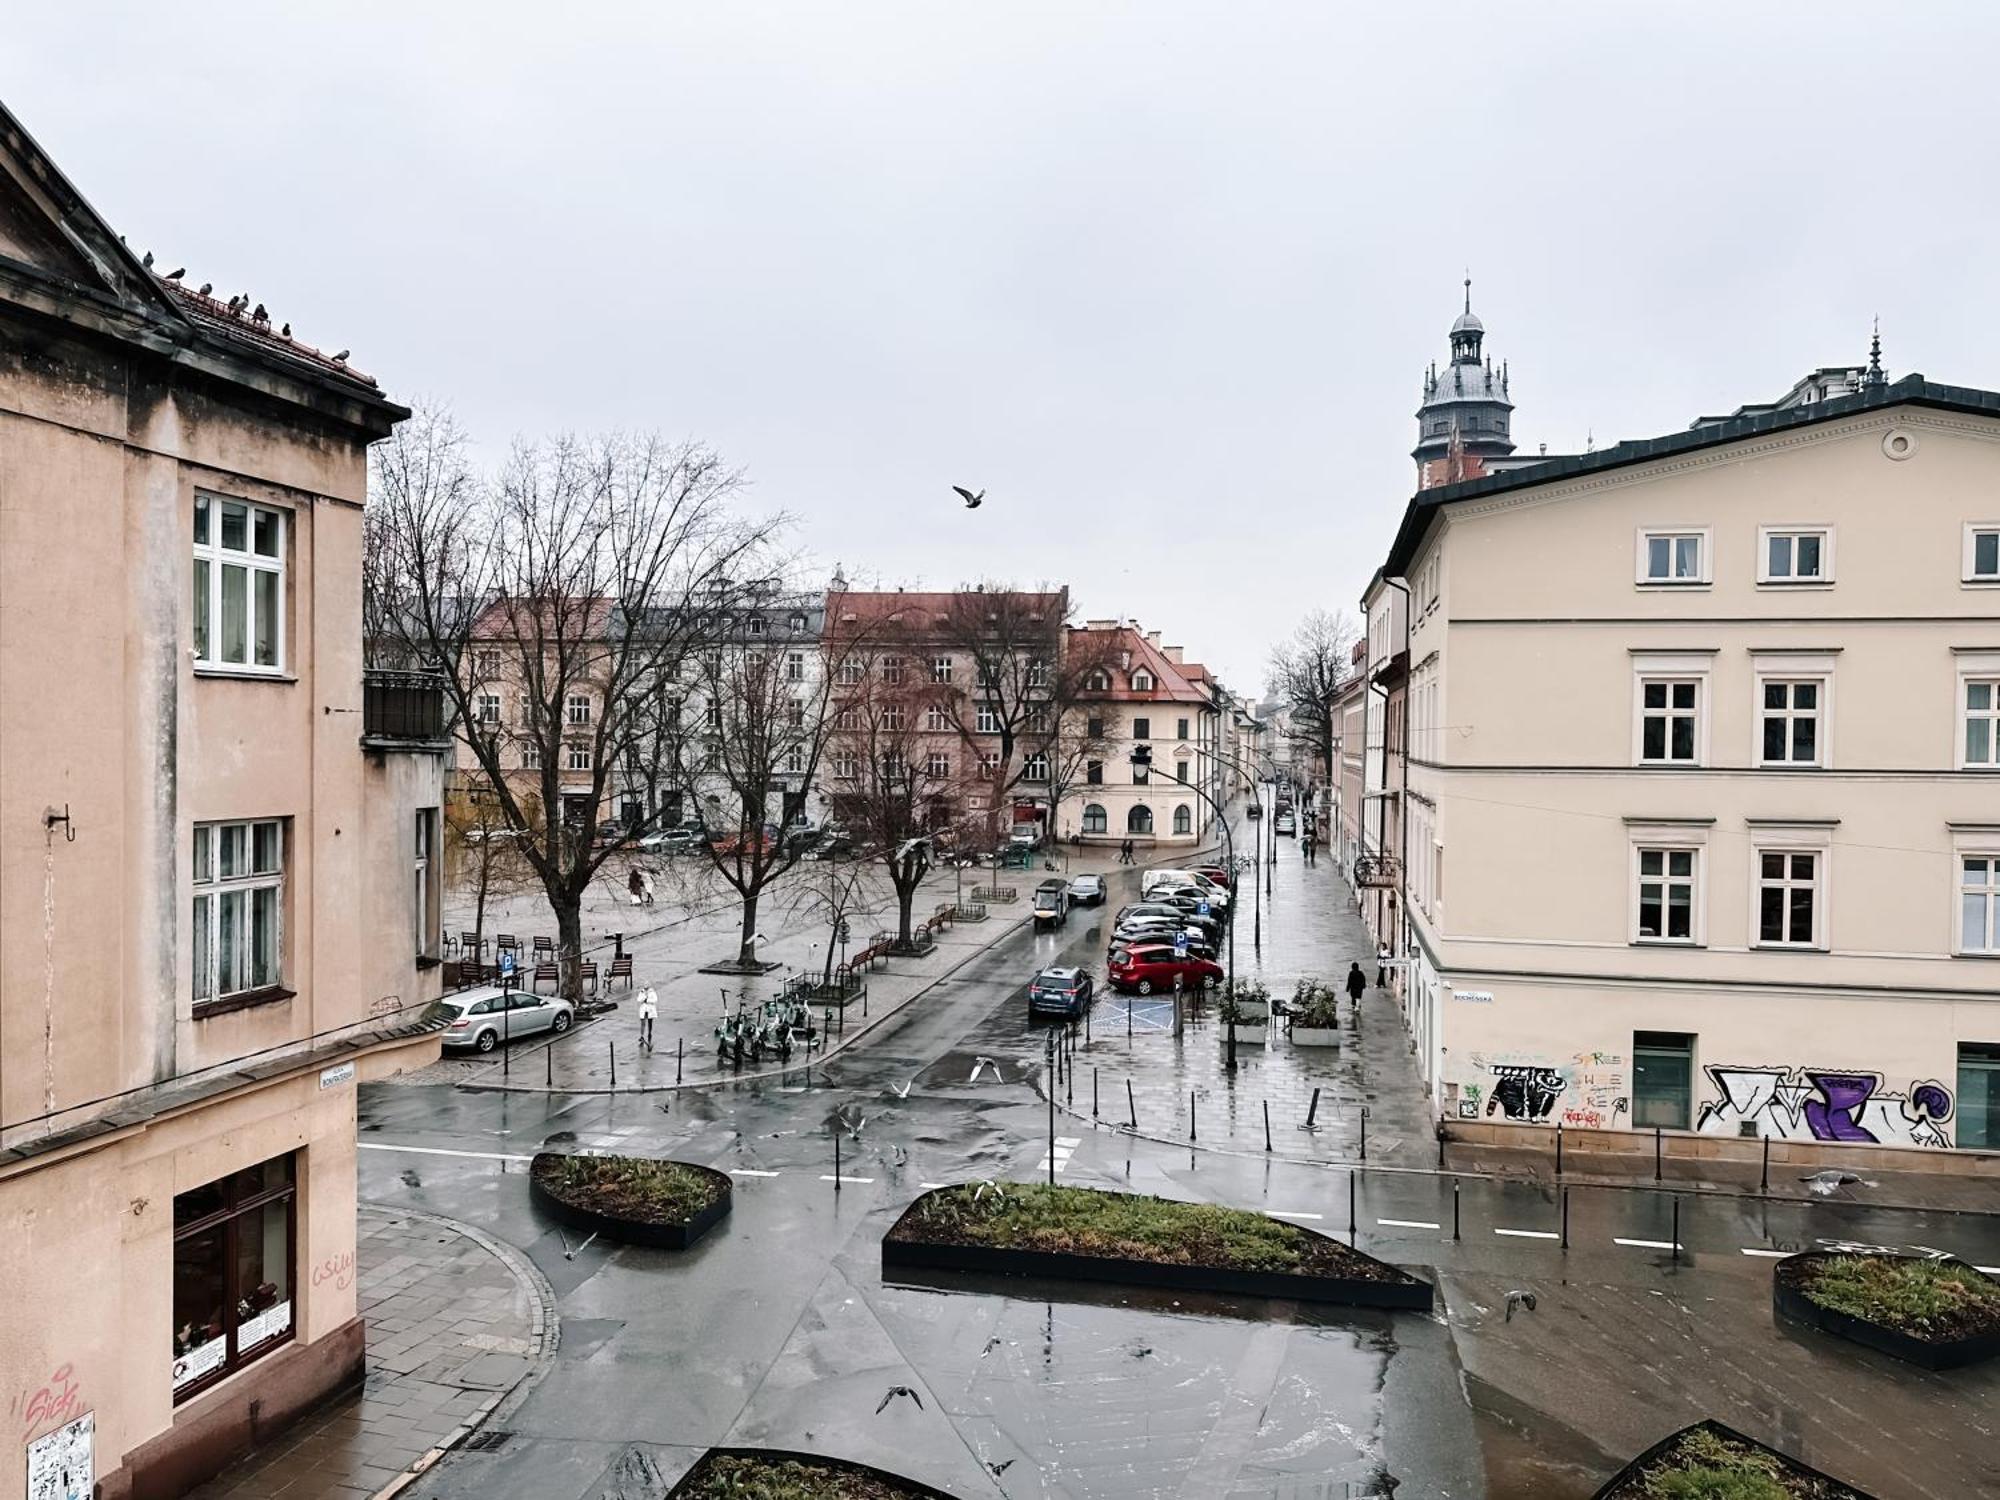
[1383,576,1413,999]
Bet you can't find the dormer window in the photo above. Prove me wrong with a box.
[788,612,807,632]
[1131,670,1154,692]
[1086,669,1111,692]
[748,616,766,636]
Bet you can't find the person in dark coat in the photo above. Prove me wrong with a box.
[1345,961,1367,1005]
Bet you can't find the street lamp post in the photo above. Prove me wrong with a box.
[1131,744,1237,1072]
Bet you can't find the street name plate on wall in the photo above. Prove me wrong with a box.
[1451,990,1495,1004]
[26,1411,92,1500]
[319,1061,357,1090]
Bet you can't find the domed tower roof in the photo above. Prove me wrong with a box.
[1450,308,1484,336]
[1414,277,1515,480]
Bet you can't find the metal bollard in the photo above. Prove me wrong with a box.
[1672,1196,1681,1263]
[1093,1066,1100,1118]
[546,1041,553,1087]
[1127,998,1132,1039]
[1127,1078,1137,1129]
[1189,1089,1197,1143]
[835,1131,842,1192]
[1654,1125,1663,1182]
[1556,1122,1564,1178]
[1452,1178,1461,1241]
[1760,1134,1769,1193]
[609,1041,616,1088]
[1359,1105,1368,1163]
[676,1036,684,1084]
[1304,1087,1321,1131]
[1263,1100,1272,1152]
[1561,1187,1570,1250]
[1348,1172,1357,1238]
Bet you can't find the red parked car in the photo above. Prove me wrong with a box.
[1107,943,1224,995]
[1190,864,1235,892]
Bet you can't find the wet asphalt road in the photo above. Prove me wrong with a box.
[360,868,2000,1499]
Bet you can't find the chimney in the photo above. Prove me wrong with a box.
[1145,631,1162,649]
[1161,645,1183,664]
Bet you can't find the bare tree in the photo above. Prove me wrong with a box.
[678,585,841,968]
[1267,608,1361,788]
[444,794,535,956]
[366,409,761,999]
[781,857,883,988]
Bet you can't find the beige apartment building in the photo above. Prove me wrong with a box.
[1383,368,2000,1152]
[0,104,443,1497]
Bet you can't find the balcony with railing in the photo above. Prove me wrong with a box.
[1352,852,1402,889]
[362,670,451,750]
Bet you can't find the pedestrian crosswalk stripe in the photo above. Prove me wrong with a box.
[729,1169,780,1177]
[1266,1210,1323,1220]
[1615,1237,1681,1251]
[359,1142,532,1163]
[819,1174,875,1184]
[1740,1248,1788,1257]
[1494,1228,1559,1240]
[1377,1218,1440,1230]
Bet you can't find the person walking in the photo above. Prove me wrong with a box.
[640,869,658,908]
[628,868,645,907]
[637,984,657,1050]
[1345,961,1367,1011]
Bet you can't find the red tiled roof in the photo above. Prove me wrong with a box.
[824,589,1065,633]
[1071,624,1210,704]
[159,280,379,388]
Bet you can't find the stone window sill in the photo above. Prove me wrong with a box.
[193,985,296,1021]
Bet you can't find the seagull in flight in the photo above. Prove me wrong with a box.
[953,486,985,509]
[875,1385,924,1414]
[888,1080,911,1099]
[969,1056,1003,1084]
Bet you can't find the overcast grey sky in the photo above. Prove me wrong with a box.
[12,3,1999,688]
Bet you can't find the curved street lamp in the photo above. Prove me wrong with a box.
[1130,744,1241,1073]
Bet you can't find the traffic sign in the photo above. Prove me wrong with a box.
[1174,932,1189,953]
[1197,901,1211,917]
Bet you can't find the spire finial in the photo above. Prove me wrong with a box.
[1865,316,1884,388]
[1463,271,1472,314]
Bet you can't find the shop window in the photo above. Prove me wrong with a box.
[1958,1043,2000,1150]
[1632,1031,1694,1129]
[172,1153,297,1402]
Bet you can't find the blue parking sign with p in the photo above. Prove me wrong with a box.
[1197,901,1210,917]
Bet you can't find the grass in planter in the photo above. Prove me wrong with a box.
[680,1453,927,1500]
[1613,1428,1861,1500]
[532,1153,723,1227]
[1797,1254,2000,1342]
[897,1183,1409,1281]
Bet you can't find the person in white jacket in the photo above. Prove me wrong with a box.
[637,985,658,1049]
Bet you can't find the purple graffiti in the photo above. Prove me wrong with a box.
[1801,1072,1880,1143]
[1910,1082,1954,1124]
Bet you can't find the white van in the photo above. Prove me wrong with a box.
[1141,869,1231,907]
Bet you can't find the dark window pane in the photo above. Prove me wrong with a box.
[1760,887,1785,941]
[1791,853,1815,881]
[1643,718,1666,759]
[174,1181,226,1229]
[1797,535,1821,575]
[1764,683,1786,710]
[1638,892,1661,937]
[1667,889,1691,938]
[1668,851,1692,877]
[1762,853,1785,880]
[1670,716,1694,760]
[1789,886,1815,940]
[1644,682,1666,710]
[1763,718,1787,761]
[1671,683,1695,710]
[1640,850,1662,876]
[229,1157,294,1202]
[1794,683,1817,710]
[1794,718,1816,762]
[1977,531,1999,576]
[1768,535,1790,577]
[232,1201,293,1356]
[172,1225,228,1391]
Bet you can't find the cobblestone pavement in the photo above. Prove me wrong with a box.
[187,1205,556,1500]
[1041,844,1438,1166]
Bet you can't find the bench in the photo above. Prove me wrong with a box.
[531,961,560,994]
[608,954,635,987]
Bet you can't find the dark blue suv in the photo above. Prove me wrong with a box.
[1027,966,1094,1021]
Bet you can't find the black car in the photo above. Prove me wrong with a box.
[1028,965,1094,1021]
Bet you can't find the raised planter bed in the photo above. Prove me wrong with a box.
[1592,1419,1874,1499]
[882,1183,1431,1311]
[529,1152,732,1251]
[1773,1252,2000,1370]
[1221,1023,1268,1046]
[668,1447,954,1499]
[1290,1026,1341,1048]
[1232,999,1270,1021]
[887,935,938,958]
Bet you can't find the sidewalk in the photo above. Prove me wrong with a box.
[186,1205,556,1500]
[1048,845,1438,1166]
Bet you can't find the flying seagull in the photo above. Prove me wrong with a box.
[875,1385,923,1414]
[985,1459,1015,1477]
[1504,1289,1537,1322]
[1800,1170,1864,1198]
[889,1080,911,1099]
[953,486,985,509]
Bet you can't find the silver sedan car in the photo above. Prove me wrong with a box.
[426,985,575,1052]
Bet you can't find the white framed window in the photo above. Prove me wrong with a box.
[786,651,805,681]
[474,649,501,678]
[1131,669,1155,691]
[977,751,999,778]
[788,612,807,632]
[976,705,1000,734]
[1963,524,2000,585]
[931,655,953,684]
[926,751,950,779]
[831,750,858,780]
[1082,802,1107,834]
[413,809,438,959]
[747,615,766,636]
[882,704,905,732]
[1172,804,1192,836]
[521,740,542,770]
[567,742,590,771]
[1960,854,2000,954]
[1086,668,1110,692]
[1022,751,1049,782]
[787,698,805,727]
[1759,680,1823,766]
[1754,846,1823,949]
[1026,658,1048,688]
[881,656,904,685]
[1636,528,1710,585]
[835,706,860,731]
[1638,679,1701,764]
[784,745,807,774]
[566,694,591,725]
[1964,678,2000,768]
[836,659,864,686]
[193,496,286,672]
[925,705,948,732]
[476,694,501,725]
[1635,847,1698,942]
[1759,527,1832,584]
[192,819,285,1007]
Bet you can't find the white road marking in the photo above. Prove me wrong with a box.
[1740,1248,1789,1258]
[1266,1210,1324,1221]
[1615,1238,1682,1251]
[919,1182,948,1190]
[729,1169,781,1178]
[820,1174,876,1184]
[1494,1228,1560,1240]
[1979,1265,2000,1275]
[359,1142,532,1163]
[1377,1218,1441,1230]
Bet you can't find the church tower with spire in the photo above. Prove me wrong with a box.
[1414,279,1515,489]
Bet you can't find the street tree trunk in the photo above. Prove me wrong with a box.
[554,890,585,1003]
[737,889,762,966]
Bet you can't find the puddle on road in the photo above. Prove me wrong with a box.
[1462,1371,1619,1500]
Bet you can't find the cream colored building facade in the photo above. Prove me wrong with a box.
[0,104,442,1498]
[1385,376,2000,1152]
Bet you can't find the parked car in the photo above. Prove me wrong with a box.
[1032,878,1070,928]
[1190,864,1235,891]
[1008,825,1043,850]
[714,829,777,857]
[594,820,629,848]
[1027,965,1094,1020]
[1116,901,1205,928]
[1246,801,1264,819]
[1114,930,1217,961]
[462,826,525,844]
[426,986,574,1052]
[1141,869,1228,901]
[1150,878,1229,911]
[639,825,702,853]
[1066,872,1106,906]
[1107,944,1224,995]
[1274,811,1297,835]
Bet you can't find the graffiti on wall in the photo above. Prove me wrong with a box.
[1694,1065,1954,1148]
[1458,1051,1631,1127]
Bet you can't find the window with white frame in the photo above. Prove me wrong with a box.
[193,496,285,670]
[1172,804,1192,836]
[566,694,591,725]
[831,750,858,780]
[784,744,807,774]
[567,742,590,771]
[476,694,500,725]
[976,705,1000,734]
[977,751,999,777]
[474,649,500,678]
[882,656,904,685]
[1023,751,1049,782]
[788,612,807,632]
[787,698,805,727]
[521,740,542,770]
[1965,679,2000,766]
[882,704,905,731]
[413,809,438,958]
[1639,680,1700,763]
[1635,848,1698,941]
[1026,658,1048,688]
[748,616,767,636]
[193,819,285,1007]
[1637,529,1708,584]
[835,706,860,731]
[1756,850,1821,947]
[1131,669,1154,691]
[1760,528,1831,583]
[1759,681,1822,765]
[1964,525,2000,584]
[1082,803,1107,833]
[1961,855,1999,954]
[837,659,864,685]
[786,652,805,682]
[926,751,950,779]
[931,655,953,684]
[1086,668,1110,692]
[925,705,948,732]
